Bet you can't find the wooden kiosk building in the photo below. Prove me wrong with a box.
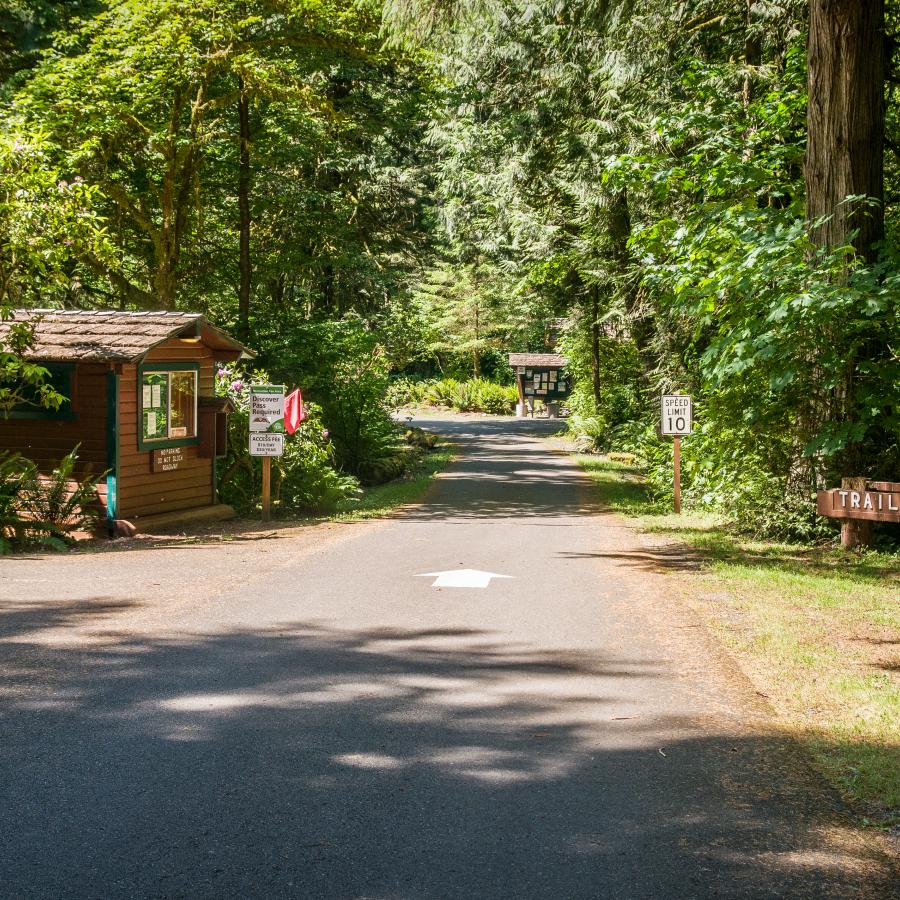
[508,352,570,416]
[0,310,251,532]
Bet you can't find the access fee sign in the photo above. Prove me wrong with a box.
[249,432,284,457]
[661,395,692,435]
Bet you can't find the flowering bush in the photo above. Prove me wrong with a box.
[215,365,358,515]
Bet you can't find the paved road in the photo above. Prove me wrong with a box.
[0,416,896,899]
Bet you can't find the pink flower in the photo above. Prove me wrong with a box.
[217,367,226,377]
[322,429,329,439]
[231,380,243,392]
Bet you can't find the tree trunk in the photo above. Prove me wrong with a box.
[237,76,252,339]
[590,282,601,409]
[806,0,885,261]
[742,0,762,108]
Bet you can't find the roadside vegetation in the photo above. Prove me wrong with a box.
[389,377,518,415]
[578,455,900,830]
[0,446,100,552]
[334,441,454,521]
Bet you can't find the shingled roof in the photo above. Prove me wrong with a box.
[0,310,252,362]
[508,352,568,368]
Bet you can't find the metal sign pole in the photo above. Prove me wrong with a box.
[673,435,681,515]
[262,456,271,522]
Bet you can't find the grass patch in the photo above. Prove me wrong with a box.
[334,444,455,521]
[577,454,900,829]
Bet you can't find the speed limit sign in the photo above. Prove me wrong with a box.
[661,395,692,435]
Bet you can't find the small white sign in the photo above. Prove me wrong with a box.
[249,432,284,456]
[415,568,513,588]
[661,395,692,435]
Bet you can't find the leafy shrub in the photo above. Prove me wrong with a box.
[606,416,833,542]
[0,447,101,552]
[251,318,400,478]
[393,377,517,414]
[216,365,359,515]
[22,444,103,534]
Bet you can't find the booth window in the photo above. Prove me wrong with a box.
[8,363,75,420]
[138,365,198,449]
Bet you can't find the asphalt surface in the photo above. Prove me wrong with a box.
[0,415,896,899]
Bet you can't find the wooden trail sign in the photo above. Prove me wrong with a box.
[817,479,900,549]
[817,482,900,522]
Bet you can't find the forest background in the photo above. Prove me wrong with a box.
[1,0,898,536]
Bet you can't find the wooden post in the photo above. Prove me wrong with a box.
[673,435,682,514]
[262,456,271,522]
[840,476,872,549]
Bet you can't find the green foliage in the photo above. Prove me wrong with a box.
[21,443,102,534]
[253,318,403,477]
[0,127,109,308]
[394,376,517,414]
[0,310,66,414]
[0,446,100,553]
[215,364,359,515]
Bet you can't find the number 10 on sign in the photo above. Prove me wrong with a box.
[661,395,692,514]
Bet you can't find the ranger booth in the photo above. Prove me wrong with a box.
[0,310,252,533]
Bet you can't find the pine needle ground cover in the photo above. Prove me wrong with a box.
[577,456,900,830]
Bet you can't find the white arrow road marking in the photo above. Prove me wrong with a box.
[415,569,514,588]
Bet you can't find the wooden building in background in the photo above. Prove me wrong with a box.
[508,352,570,417]
[0,310,251,532]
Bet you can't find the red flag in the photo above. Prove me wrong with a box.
[283,388,305,435]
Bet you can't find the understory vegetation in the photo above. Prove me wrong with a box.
[390,377,518,414]
[0,446,100,552]
[578,455,900,828]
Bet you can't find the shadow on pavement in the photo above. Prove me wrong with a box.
[0,601,895,899]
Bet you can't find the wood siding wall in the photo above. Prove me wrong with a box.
[0,362,110,508]
[117,341,216,519]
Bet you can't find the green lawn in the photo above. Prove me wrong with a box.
[577,455,900,829]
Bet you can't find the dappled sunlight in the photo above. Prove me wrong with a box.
[1,602,895,894]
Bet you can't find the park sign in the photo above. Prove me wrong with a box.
[249,384,285,433]
[817,481,900,523]
[660,393,692,515]
[249,432,284,457]
[661,394,692,436]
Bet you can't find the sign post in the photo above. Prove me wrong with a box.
[249,385,285,522]
[661,394,692,514]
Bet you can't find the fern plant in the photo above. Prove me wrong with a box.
[21,444,102,535]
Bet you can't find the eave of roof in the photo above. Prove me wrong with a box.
[0,310,254,362]
[508,352,568,367]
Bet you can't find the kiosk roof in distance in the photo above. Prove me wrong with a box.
[508,352,568,368]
